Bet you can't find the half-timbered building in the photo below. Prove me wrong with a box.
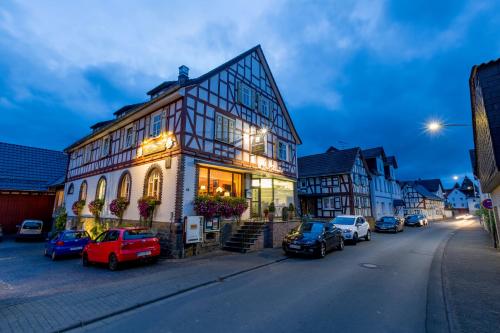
[63,46,301,255]
[297,147,372,219]
[400,181,444,220]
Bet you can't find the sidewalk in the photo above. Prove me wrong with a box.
[442,220,500,333]
[0,249,287,333]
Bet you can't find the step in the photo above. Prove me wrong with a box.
[222,245,250,253]
[225,240,256,246]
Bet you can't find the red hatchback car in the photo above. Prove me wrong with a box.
[82,228,160,270]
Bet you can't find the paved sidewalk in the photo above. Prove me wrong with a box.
[0,249,286,333]
[442,220,500,333]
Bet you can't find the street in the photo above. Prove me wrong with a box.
[73,221,463,333]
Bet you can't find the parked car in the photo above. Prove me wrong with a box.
[15,220,44,241]
[282,221,344,258]
[82,228,160,270]
[375,216,404,233]
[331,215,371,244]
[44,230,91,260]
[405,214,428,227]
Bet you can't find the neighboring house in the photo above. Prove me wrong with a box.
[0,142,67,234]
[297,147,372,219]
[470,59,500,239]
[445,176,481,214]
[400,181,445,220]
[63,45,301,256]
[362,147,403,219]
[446,188,469,210]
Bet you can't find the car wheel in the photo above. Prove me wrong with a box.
[365,230,371,241]
[337,238,345,251]
[318,242,326,258]
[108,253,119,271]
[82,253,89,267]
[352,233,358,245]
[51,251,57,261]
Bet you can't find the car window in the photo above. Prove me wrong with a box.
[95,232,107,242]
[50,232,61,240]
[62,231,89,241]
[333,217,356,225]
[299,222,325,234]
[23,221,42,229]
[104,231,120,242]
[123,230,155,240]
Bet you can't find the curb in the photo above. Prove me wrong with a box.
[54,256,288,332]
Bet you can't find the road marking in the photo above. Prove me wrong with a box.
[360,263,379,269]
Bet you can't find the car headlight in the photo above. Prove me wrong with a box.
[343,229,352,233]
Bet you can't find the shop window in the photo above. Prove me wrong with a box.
[118,172,131,201]
[146,168,162,200]
[79,181,87,201]
[96,177,107,200]
[197,167,242,197]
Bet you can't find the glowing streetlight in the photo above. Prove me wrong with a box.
[425,121,469,133]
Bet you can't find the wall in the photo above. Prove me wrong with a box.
[0,193,55,233]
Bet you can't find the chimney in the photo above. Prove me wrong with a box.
[178,65,189,86]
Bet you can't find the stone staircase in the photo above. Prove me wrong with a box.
[222,222,266,253]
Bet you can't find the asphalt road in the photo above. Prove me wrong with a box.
[74,221,467,333]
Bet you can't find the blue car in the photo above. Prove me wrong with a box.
[44,230,91,261]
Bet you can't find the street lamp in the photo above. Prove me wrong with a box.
[425,121,469,133]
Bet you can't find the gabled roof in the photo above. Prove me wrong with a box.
[0,142,68,191]
[90,120,113,131]
[113,103,146,116]
[413,184,443,201]
[362,147,386,160]
[385,156,398,169]
[416,179,444,193]
[298,147,361,178]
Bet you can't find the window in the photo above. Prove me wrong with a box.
[259,96,270,117]
[118,172,131,201]
[278,141,288,161]
[215,113,235,144]
[238,82,253,108]
[323,197,335,210]
[101,137,110,157]
[334,197,341,209]
[146,168,162,200]
[333,178,339,187]
[79,181,87,201]
[198,167,242,197]
[96,177,106,200]
[124,126,134,148]
[67,183,74,195]
[84,145,92,163]
[150,113,162,137]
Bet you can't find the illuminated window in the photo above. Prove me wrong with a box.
[79,181,87,201]
[96,177,106,200]
[146,168,162,199]
[118,172,131,201]
[197,167,242,197]
[150,113,162,137]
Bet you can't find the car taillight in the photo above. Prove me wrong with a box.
[56,241,64,246]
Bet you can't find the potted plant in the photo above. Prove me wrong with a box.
[268,202,275,222]
[288,203,295,220]
[138,196,159,227]
[109,198,129,225]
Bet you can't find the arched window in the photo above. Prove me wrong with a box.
[118,172,131,202]
[79,181,87,201]
[67,183,74,195]
[145,167,162,200]
[96,177,107,200]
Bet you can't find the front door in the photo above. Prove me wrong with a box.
[251,187,261,218]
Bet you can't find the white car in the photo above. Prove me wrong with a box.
[331,215,371,245]
[16,220,44,241]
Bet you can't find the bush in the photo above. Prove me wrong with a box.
[54,206,67,231]
[194,195,249,219]
[109,198,129,224]
[72,200,86,216]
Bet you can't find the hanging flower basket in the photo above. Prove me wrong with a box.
[109,198,129,224]
[72,200,86,216]
[194,195,248,220]
[88,199,105,220]
[138,196,159,226]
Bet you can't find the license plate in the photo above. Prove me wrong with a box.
[70,247,83,251]
[137,251,152,257]
[289,244,301,250]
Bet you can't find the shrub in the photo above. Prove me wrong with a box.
[138,196,159,222]
[54,206,67,231]
[194,195,248,219]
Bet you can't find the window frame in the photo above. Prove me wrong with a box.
[239,82,253,108]
[150,112,162,138]
[197,166,243,197]
[145,167,162,201]
[79,181,87,201]
[258,95,270,118]
[101,136,110,157]
[67,183,74,195]
[118,172,132,202]
[215,113,235,144]
[124,125,134,149]
[95,177,107,201]
[278,141,288,161]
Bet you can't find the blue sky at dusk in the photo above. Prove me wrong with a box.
[1,0,499,188]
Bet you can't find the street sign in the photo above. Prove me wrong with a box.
[482,198,493,210]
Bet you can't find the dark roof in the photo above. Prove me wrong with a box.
[0,142,68,191]
[298,148,360,178]
[413,184,443,201]
[146,82,177,97]
[113,103,146,116]
[385,156,398,169]
[362,147,386,160]
[90,120,113,130]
